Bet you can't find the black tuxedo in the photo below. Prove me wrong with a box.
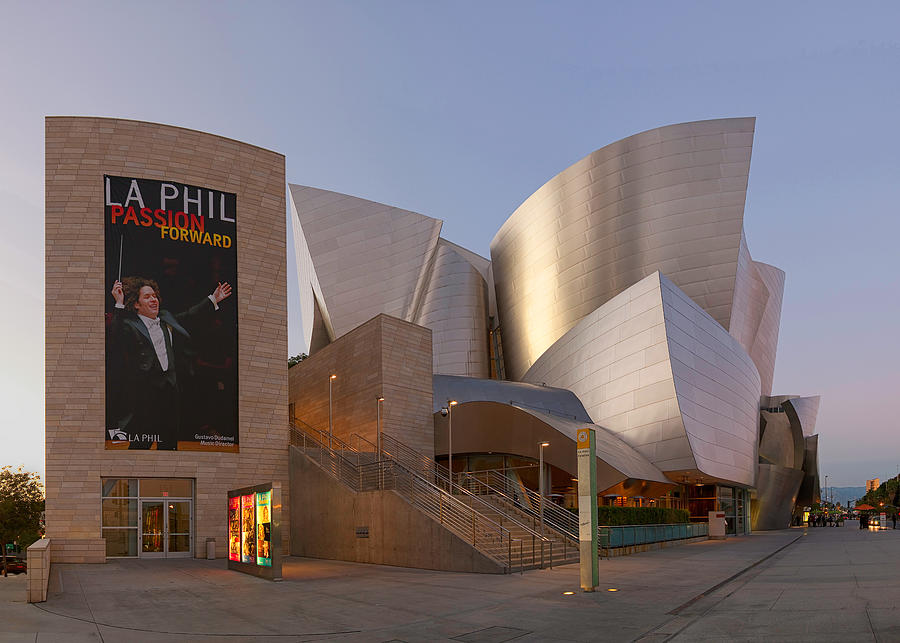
[107,299,215,450]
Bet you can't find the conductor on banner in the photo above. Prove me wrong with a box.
[107,276,232,450]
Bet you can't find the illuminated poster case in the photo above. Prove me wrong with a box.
[227,482,281,581]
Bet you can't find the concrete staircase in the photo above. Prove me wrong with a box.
[477,494,579,567]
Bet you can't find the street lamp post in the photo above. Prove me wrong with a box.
[376,395,384,460]
[328,374,337,448]
[376,395,384,489]
[824,475,828,509]
[447,400,458,485]
[538,441,550,535]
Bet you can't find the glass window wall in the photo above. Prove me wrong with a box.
[101,478,194,558]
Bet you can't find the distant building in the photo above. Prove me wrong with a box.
[866,478,880,492]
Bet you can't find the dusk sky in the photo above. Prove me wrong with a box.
[1,1,898,487]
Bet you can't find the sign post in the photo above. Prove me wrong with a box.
[576,428,598,592]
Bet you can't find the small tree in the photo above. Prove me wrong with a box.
[0,466,45,576]
[287,353,308,368]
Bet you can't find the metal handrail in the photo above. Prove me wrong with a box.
[374,434,577,550]
[459,468,579,545]
[369,433,556,554]
[291,420,537,571]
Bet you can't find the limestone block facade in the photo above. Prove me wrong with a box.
[288,314,434,457]
[45,117,288,562]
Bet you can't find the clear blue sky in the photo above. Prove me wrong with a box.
[1,1,898,487]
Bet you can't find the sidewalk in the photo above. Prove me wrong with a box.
[4,526,890,642]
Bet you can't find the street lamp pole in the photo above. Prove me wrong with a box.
[376,395,384,460]
[447,400,458,485]
[824,475,828,509]
[376,395,384,489]
[538,441,550,535]
[328,374,337,449]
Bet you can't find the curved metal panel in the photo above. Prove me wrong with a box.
[728,235,785,396]
[748,261,785,396]
[759,409,804,470]
[433,374,592,422]
[783,396,821,438]
[289,192,335,353]
[660,274,762,486]
[796,435,821,506]
[415,240,490,377]
[490,118,756,380]
[434,401,670,493]
[288,185,442,338]
[523,272,761,487]
[751,463,804,530]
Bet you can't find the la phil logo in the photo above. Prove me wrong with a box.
[107,429,161,443]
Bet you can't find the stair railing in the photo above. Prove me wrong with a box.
[350,430,553,568]
[464,468,579,544]
[371,432,574,560]
[290,419,531,572]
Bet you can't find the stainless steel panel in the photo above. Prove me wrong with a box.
[490,118,756,380]
[751,463,804,530]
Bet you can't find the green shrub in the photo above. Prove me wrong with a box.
[595,506,690,526]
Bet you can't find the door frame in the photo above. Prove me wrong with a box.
[139,498,193,558]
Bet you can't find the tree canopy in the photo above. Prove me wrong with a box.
[0,465,44,575]
[855,477,900,512]
[288,353,308,368]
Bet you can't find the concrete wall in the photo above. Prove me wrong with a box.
[45,117,289,562]
[289,447,503,573]
[289,314,434,457]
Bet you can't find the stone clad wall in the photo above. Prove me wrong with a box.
[289,314,434,457]
[45,117,288,562]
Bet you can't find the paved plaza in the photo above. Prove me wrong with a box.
[2,523,898,642]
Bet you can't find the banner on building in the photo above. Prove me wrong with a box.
[103,175,238,452]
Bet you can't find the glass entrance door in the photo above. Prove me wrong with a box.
[167,501,192,557]
[141,501,165,557]
[140,499,192,558]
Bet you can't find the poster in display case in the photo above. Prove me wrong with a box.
[241,494,255,563]
[256,490,272,566]
[228,496,240,562]
[226,482,281,581]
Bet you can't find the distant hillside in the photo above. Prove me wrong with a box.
[824,487,866,507]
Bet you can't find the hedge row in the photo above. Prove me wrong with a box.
[593,506,690,526]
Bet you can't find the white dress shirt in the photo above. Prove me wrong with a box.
[137,313,171,371]
[115,295,219,372]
